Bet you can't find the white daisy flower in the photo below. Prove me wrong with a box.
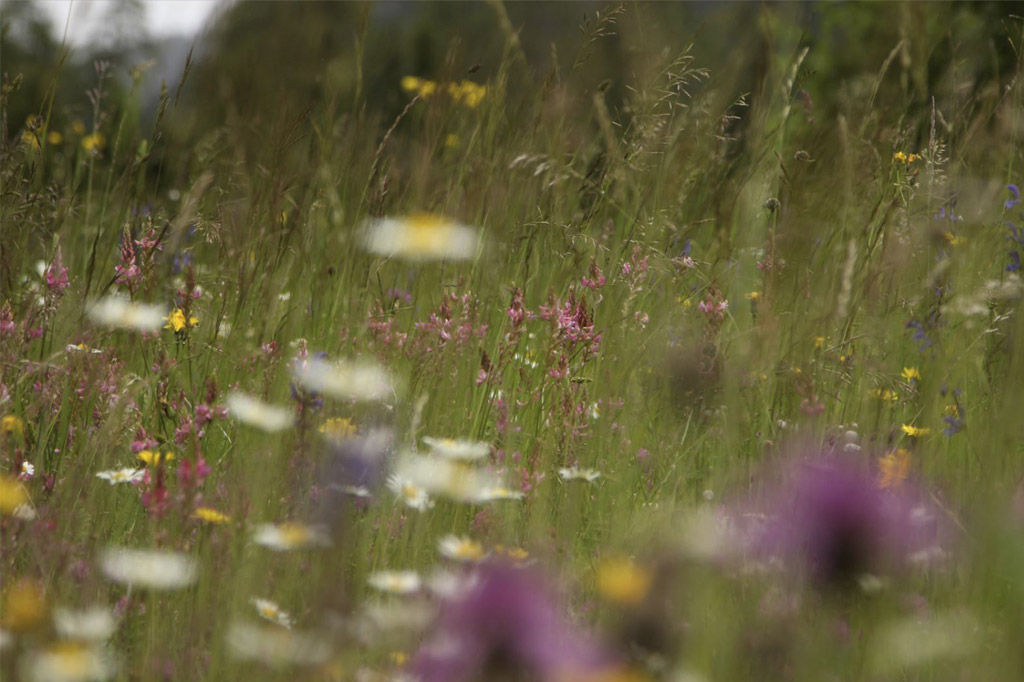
[225,392,293,432]
[252,598,293,629]
[21,643,116,682]
[87,295,167,332]
[360,213,480,262]
[53,607,117,642]
[252,523,332,551]
[386,475,433,511]
[226,622,331,666]
[99,548,197,590]
[470,486,525,503]
[393,455,502,504]
[421,437,490,461]
[20,461,35,479]
[367,570,421,595]
[425,569,480,600]
[437,535,487,562]
[95,469,145,486]
[558,466,601,483]
[292,358,395,402]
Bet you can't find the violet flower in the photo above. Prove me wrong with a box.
[738,455,949,591]
[412,563,611,682]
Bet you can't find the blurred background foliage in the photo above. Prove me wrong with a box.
[3,0,1020,184]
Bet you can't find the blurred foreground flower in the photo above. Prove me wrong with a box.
[422,437,491,461]
[226,622,331,667]
[99,548,197,590]
[87,296,166,332]
[1,474,30,515]
[438,535,487,562]
[559,466,601,483]
[21,642,115,682]
[868,611,980,675]
[360,213,480,262]
[368,571,422,595]
[95,469,145,486]
[412,563,611,682]
[736,455,950,590]
[226,392,294,432]
[292,358,394,401]
[53,607,117,642]
[252,523,331,551]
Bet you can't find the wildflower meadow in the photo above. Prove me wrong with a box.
[2,2,1024,681]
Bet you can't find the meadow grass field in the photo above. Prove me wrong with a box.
[2,2,1024,681]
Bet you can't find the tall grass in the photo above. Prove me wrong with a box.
[2,3,1024,682]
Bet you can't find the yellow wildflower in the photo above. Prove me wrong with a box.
[2,414,25,438]
[744,291,761,301]
[900,367,920,382]
[193,507,231,524]
[943,231,963,246]
[0,475,29,515]
[444,133,460,148]
[893,151,907,164]
[137,450,175,466]
[71,120,86,135]
[165,308,199,333]
[814,336,825,349]
[47,130,63,145]
[878,449,911,489]
[81,132,105,153]
[596,557,653,606]
[1,579,47,631]
[900,424,930,438]
[21,129,40,149]
[318,417,357,440]
[873,387,899,405]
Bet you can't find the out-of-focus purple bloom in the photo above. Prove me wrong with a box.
[412,563,612,682]
[1005,184,1020,210]
[737,455,949,591]
[906,319,934,353]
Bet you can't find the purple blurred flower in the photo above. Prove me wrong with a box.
[412,563,612,682]
[738,455,949,591]
[1005,184,1020,210]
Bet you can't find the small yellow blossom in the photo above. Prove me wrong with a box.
[137,450,174,466]
[165,308,199,333]
[744,291,761,301]
[492,545,530,562]
[900,367,921,382]
[814,336,826,349]
[893,151,907,164]
[901,424,930,438]
[596,557,653,606]
[193,507,231,524]
[318,417,357,440]
[47,131,63,145]
[21,129,41,149]
[444,133,460,148]
[878,448,911,489]
[0,475,29,515]
[71,120,86,135]
[81,132,105,153]
[943,231,963,247]
[1,579,47,631]
[390,651,408,667]
[2,415,25,438]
